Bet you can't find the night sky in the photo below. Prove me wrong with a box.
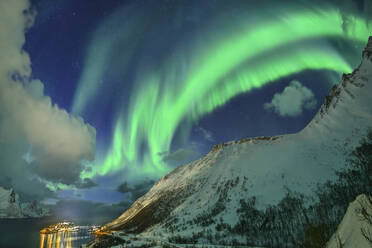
[0,0,371,219]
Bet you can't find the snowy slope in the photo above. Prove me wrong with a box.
[0,187,49,218]
[20,200,50,218]
[101,37,372,246]
[326,194,372,248]
[0,187,24,218]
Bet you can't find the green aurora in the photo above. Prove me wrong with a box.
[73,6,371,183]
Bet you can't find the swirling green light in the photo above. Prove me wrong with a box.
[76,8,371,180]
[82,43,352,179]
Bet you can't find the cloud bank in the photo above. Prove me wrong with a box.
[0,0,95,198]
[264,80,317,117]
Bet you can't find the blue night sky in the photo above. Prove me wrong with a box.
[0,0,370,219]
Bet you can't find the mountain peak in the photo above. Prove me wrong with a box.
[363,36,372,58]
[0,187,49,218]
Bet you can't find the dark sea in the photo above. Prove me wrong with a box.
[0,216,113,248]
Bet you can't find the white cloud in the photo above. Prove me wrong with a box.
[22,147,35,164]
[197,127,215,142]
[264,80,317,117]
[0,0,96,190]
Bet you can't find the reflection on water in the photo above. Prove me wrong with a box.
[0,217,112,247]
[40,228,94,248]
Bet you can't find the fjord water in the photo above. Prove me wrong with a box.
[0,217,112,248]
[39,228,94,248]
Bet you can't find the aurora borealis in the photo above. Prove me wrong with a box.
[72,2,371,184]
[0,0,371,210]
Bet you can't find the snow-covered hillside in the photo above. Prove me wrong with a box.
[0,187,49,218]
[0,187,23,218]
[326,194,372,248]
[97,37,372,247]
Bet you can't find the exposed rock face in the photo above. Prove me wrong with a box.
[326,194,372,248]
[0,187,23,218]
[0,187,49,218]
[363,36,372,58]
[211,135,282,152]
[98,37,372,246]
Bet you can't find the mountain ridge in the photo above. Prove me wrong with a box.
[0,186,49,218]
[95,36,372,247]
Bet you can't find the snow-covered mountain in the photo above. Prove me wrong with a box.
[0,187,24,218]
[20,200,50,218]
[326,194,372,248]
[96,37,372,246]
[0,187,49,218]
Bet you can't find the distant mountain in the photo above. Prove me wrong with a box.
[0,187,49,218]
[0,187,23,218]
[92,36,372,247]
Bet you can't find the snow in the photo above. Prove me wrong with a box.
[0,187,23,218]
[326,194,372,248]
[100,37,372,247]
[0,186,49,218]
